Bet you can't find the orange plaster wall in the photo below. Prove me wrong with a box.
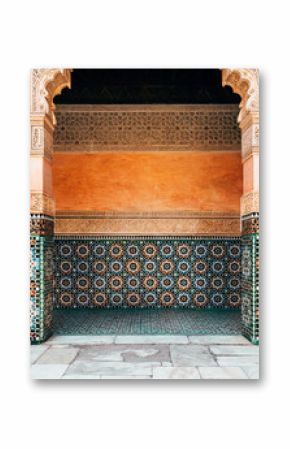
[53,151,242,213]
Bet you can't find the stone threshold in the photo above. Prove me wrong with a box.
[43,335,251,345]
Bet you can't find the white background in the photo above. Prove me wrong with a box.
[0,1,288,447]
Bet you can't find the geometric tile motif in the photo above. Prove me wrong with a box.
[53,308,243,335]
[241,233,259,344]
[54,236,241,309]
[30,235,54,343]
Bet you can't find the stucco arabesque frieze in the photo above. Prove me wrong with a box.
[30,69,72,159]
[222,69,259,126]
[31,69,72,126]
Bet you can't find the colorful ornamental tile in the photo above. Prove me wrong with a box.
[54,236,241,309]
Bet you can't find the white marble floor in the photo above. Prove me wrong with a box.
[31,335,259,380]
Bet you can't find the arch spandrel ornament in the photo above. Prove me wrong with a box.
[30,69,72,215]
[31,69,72,125]
[222,69,259,125]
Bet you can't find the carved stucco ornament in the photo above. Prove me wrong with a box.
[240,191,259,216]
[222,69,259,124]
[31,69,72,125]
[30,192,55,216]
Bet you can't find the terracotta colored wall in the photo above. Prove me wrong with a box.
[53,151,242,213]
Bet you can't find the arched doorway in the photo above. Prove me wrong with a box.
[30,69,259,344]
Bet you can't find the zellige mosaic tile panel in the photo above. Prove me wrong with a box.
[54,236,241,309]
[30,235,54,343]
[241,233,259,344]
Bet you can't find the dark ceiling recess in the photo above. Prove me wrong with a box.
[54,69,240,105]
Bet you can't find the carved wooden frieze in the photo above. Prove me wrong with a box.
[54,104,241,152]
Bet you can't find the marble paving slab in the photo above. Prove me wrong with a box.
[209,345,259,356]
[31,364,69,379]
[198,367,248,379]
[65,361,160,377]
[76,345,170,363]
[217,356,259,367]
[188,336,250,345]
[153,367,200,379]
[170,345,217,367]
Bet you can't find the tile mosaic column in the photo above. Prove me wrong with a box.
[30,69,72,343]
[240,111,259,344]
[222,69,259,344]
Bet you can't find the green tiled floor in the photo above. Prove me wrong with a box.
[53,308,242,335]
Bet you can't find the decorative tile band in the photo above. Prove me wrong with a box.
[54,236,241,309]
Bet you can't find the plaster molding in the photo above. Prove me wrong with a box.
[222,69,259,124]
[240,191,259,216]
[54,216,240,236]
[241,121,259,161]
[31,69,72,125]
[55,210,239,219]
[30,192,55,216]
[31,122,54,159]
